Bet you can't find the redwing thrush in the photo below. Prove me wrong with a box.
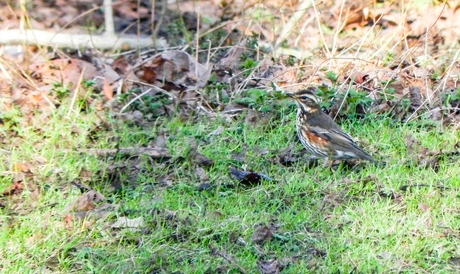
[287,87,378,165]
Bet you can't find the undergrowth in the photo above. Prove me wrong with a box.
[2,94,460,273]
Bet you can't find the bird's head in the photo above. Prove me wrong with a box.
[286,88,321,113]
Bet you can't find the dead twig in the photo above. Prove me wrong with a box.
[79,147,170,159]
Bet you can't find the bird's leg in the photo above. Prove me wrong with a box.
[321,157,330,168]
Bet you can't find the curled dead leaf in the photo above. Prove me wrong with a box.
[30,58,97,86]
[139,50,211,90]
[418,203,430,212]
[349,71,369,84]
[1,180,24,196]
[257,258,280,274]
[229,168,274,186]
[251,225,274,244]
[195,167,209,181]
[193,152,214,167]
[67,190,106,212]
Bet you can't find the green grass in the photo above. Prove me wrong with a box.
[1,99,460,273]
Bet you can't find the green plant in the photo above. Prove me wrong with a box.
[382,51,396,66]
[316,87,373,117]
[0,107,23,134]
[239,58,259,77]
[118,89,171,116]
[439,89,460,108]
[325,71,338,83]
[240,58,257,70]
[83,80,96,89]
[52,82,72,98]
[233,88,291,113]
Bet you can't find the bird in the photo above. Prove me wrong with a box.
[286,87,378,166]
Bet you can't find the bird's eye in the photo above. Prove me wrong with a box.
[301,96,309,100]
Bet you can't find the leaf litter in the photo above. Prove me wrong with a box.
[229,167,275,187]
[1,0,460,273]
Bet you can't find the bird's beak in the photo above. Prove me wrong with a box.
[286,93,294,98]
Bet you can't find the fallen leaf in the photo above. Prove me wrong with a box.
[232,151,246,162]
[427,107,443,122]
[216,38,247,74]
[251,225,274,244]
[63,214,73,229]
[2,180,24,196]
[153,134,167,148]
[195,167,209,181]
[71,203,117,220]
[66,190,106,212]
[25,232,44,246]
[102,80,114,100]
[196,183,213,192]
[139,50,211,90]
[230,168,274,186]
[257,258,280,274]
[418,203,430,212]
[30,58,97,86]
[13,163,30,172]
[28,182,40,201]
[348,71,369,84]
[193,152,214,166]
[449,257,460,266]
[208,126,224,137]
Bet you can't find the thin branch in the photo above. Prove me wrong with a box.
[0,29,166,50]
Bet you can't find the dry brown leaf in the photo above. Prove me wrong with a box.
[251,225,274,244]
[111,56,130,74]
[349,71,368,84]
[257,258,280,274]
[30,58,97,86]
[230,168,274,186]
[193,152,214,167]
[116,2,150,19]
[170,0,222,19]
[13,163,30,173]
[63,214,73,230]
[29,182,40,201]
[25,232,44,246]
[195,167,209,181]
[67,190,106,212]
[102,80,114,100]
[139,50,211,90]
[409,86,422,110]
[232,151,246,163]
[71,203,117,220]
[1,181,24,196]
[217,39,247,73]
[418,203,430,212]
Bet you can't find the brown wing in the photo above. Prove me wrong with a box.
[308,126,354,147]
[309,126,376,162]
